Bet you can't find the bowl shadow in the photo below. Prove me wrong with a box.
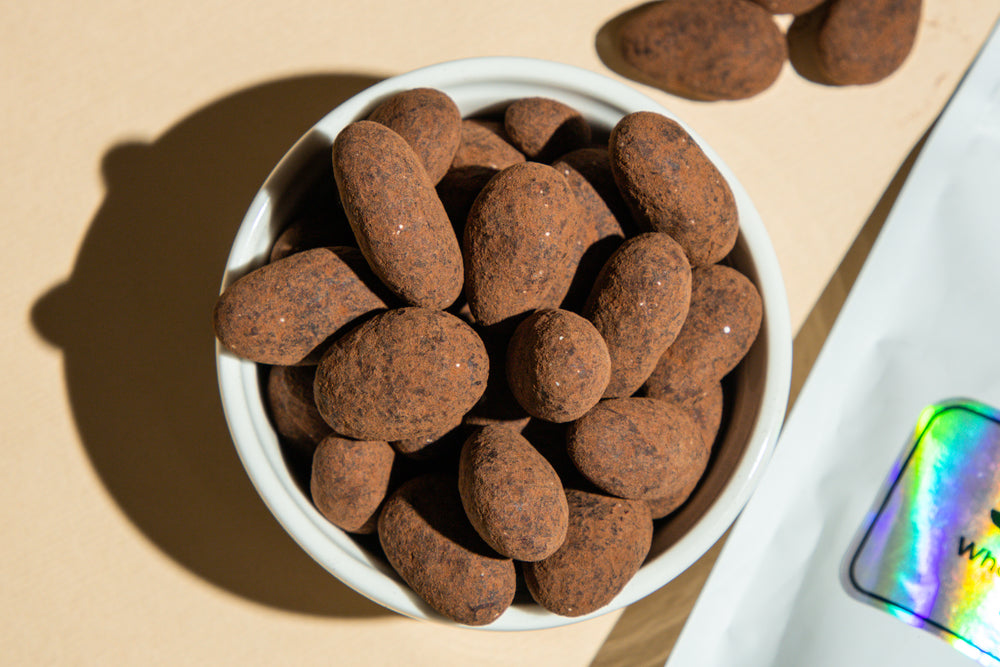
[31,73,395,617]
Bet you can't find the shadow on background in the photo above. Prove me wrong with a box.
[588,126,934,667]
[31,73,391,617]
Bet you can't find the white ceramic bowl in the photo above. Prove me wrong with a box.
[216,57,792,630]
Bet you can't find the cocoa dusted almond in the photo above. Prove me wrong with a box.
[463,162,581,326]
[451,119,525,171]
[522,489,652,617]
[567,397,707,500]
[551,147,631,310]
[378,474,516,625]
[506,309,611,423]
[266,365,331,453]
[333,120,463,309]
[268,214,349,263]
[313,308,488,441]
[644,264,762,402]
[610,111,739,267]
[619,0,787,101]
[437,119,526,236]
[504,97,591,163]
[311,435,395,534]
[816,0,922,85]
[458,425,569,561]
[213,246,388,365]
[645,421,711,519]
[583,233,691,398]
[367,88,462,184]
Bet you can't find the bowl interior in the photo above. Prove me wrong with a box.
[216,57,792,630]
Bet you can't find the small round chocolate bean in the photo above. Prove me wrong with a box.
[458,425,569,561]
[311,435,395,534]
[506,309,611,423]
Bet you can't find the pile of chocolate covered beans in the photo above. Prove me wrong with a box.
[214,88,761,624]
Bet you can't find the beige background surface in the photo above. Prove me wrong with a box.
[4,1,998,665]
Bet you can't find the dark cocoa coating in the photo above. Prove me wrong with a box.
[640,385,718,518]
[463,411,531,433]
[269,215,350,263]
[463,162,581,326]
[452,119,526,171]
[610,111,739,267]
[647,379,724,448]
[458,425,569,561]
[503,97,592,163]
[436,166,497,239]
[553,148,631,245]
[378,474,516,625]
[645,410,711,519]
[645,265,762,402]
[437,121,527,235]
[313,308,489,441]
[391,420,468,460]
[213,246,389,365]
[751,0,824,14]
[266,365,331,453]
[687,381,725,445]
[461,317,534,431]
[333,120,463,309]
[583,233,691,398]
[521,419,590,489]
[567,397,706,500]
[551,148,632,310]
[366,88,462,184]
[522,489,652,617]
[816,0,921,85]
[506,309,611,423]
[310,435,395,534]
[619,0,786,101]
[645,383,720,517]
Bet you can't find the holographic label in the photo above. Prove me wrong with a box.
[849,400,1000,666]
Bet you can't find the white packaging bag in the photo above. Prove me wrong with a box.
[667,18,1000,667]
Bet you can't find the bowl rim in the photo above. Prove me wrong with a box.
[215,56,792,631]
